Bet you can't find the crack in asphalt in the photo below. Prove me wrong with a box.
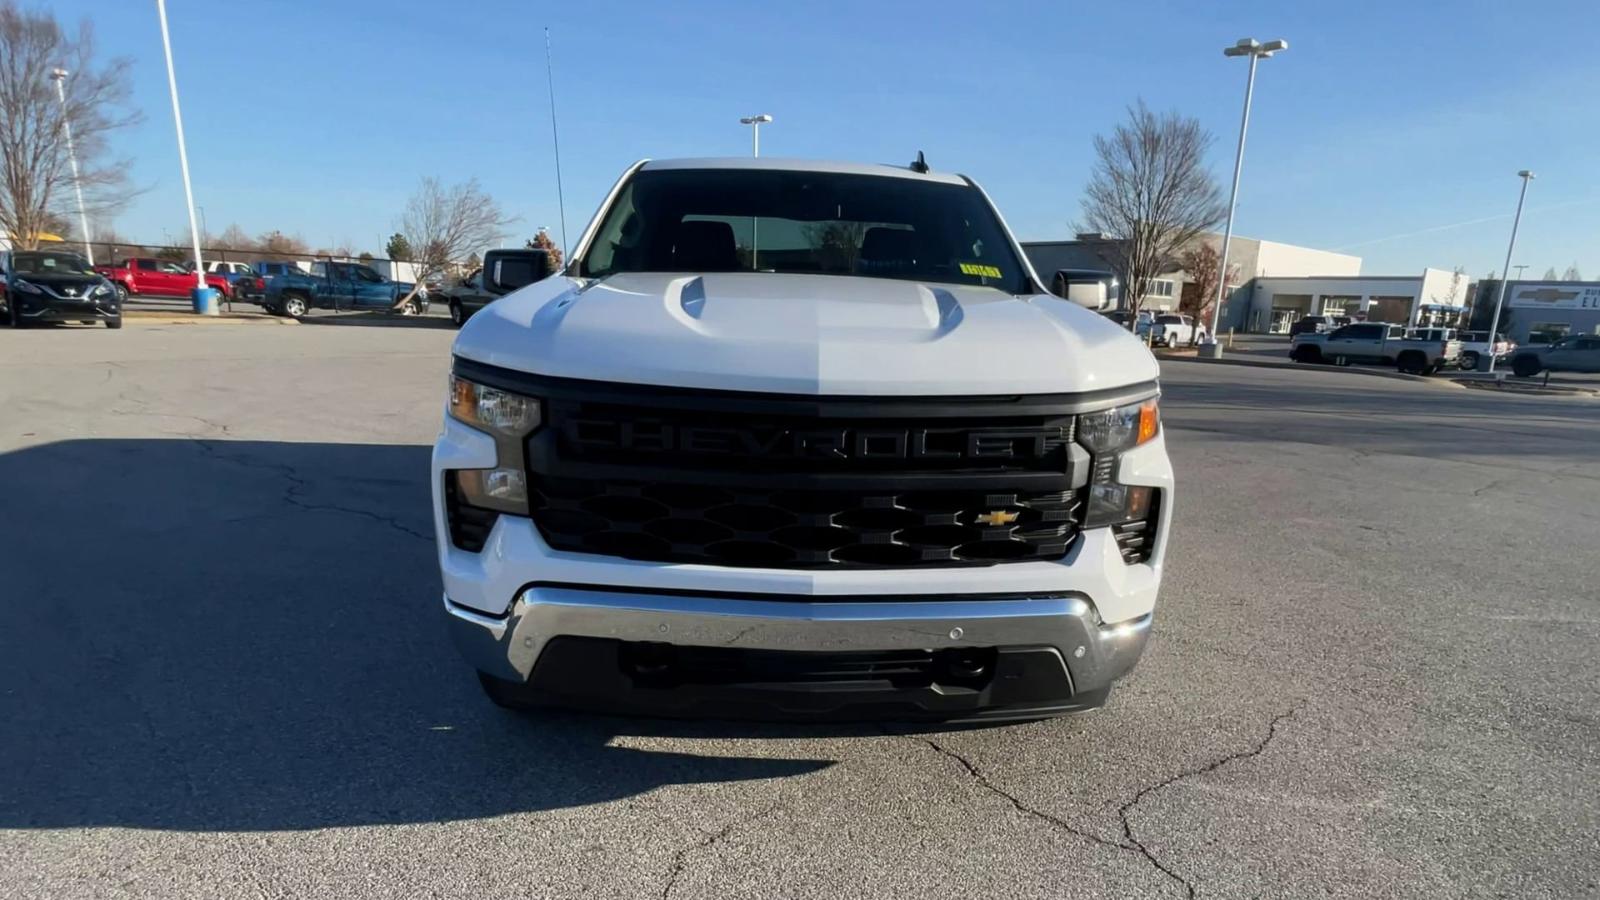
[192,439,432,542]
[1116,701,1307,899]
[1472,477,1511,497]
[914,736,1129,852]
[659,804,780,900]
[903,700,1306,899]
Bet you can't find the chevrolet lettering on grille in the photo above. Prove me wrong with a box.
[563,419,1069,461]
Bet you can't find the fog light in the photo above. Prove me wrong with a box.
[1086,483,1153,528]
[454,467,527,513]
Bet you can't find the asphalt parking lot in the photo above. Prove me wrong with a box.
[2,322,1598,899]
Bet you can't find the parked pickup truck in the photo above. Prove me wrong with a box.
[1149,313,1208,347]
[229,261,310,306]
[1290,322,1461,374]
[434,250,551,327]
[435,157,1171,722]
[262,260,424,318]
[1455,330,1515,371]
[95,257,231,302]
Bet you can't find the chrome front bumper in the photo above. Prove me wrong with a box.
[445,586,1151,697]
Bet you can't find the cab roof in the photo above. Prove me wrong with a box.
[638,157,971,186]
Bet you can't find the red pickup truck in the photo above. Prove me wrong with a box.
[95,257,231,302]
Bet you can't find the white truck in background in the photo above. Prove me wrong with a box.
[1290,322,1462,374]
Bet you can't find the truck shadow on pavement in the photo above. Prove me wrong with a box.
[0,438,835,833]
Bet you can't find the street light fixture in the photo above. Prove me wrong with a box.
[1485,170,1535,374]
[739,114,772,157]
[1201,37,1289,358]
[49,68,94,265]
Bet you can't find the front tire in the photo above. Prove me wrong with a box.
[106,317,122,330]
[113,283,129,303]
[1292,345,1322,364]
[448,300,464,327]
[1512,355,1542,378]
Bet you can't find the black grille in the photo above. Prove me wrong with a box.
[620,643,1000,689]
[1111,492,1160,565]
[528,477,1082,568]
[443,476,498,553]
[449,360,1137,571]
[624,644,943,688]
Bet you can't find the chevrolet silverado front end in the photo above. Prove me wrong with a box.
[432,158,1172,721]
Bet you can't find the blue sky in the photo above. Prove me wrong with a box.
[48,0,1600,278]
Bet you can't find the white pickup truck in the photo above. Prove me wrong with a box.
[1149,313,1208,347]
[1290,322,1461,374]
[431,157,1173,722]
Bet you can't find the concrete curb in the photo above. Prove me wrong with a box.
[124,311,297,325]
[1452,378,1600,398]
[294,312,452,329]
[1161,354,1450,386]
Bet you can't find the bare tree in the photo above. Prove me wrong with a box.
[257,230,308,258]
[1542,266,1559,280]
[0,4,139,250]
[1079,101,1226,325]
[215,223,254,251]
[394,176,517,307]
[1562,262,1583,281]
[1176,242,1237,344]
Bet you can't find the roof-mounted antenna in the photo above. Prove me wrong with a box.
[909,151,929,174]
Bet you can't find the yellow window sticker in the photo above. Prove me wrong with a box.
[960,263,1003,278]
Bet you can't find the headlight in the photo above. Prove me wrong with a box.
[449,375,540,435]
[446,374,541,517]
[94,282,114,298]
[1077,398,1159,454]
[14,280,42,295]
[1078,397,1160,530]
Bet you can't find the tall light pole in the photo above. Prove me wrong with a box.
[1200,37,1288,358]
[739,114,772,157]
[155,0,214,313]
[739,114,773,269]
[1511,264,1528,281]
[197,205,208,246]
[49,68,94,265]
[1485,170,1535,373]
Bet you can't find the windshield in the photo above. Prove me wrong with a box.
[579,168,1033,293]
[9,251,95,276]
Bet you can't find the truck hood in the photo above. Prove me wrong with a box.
[453,272,1158,396]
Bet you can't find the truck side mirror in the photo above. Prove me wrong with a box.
[483,249,552,296]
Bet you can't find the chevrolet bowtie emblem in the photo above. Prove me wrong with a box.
[975,509,1020,526]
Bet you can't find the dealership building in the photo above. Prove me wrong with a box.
[1020,233,1469,333]
[1245,269,1469,333]
[1474,280,1600,344]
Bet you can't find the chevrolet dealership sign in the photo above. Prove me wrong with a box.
[1509,283,1600,309]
